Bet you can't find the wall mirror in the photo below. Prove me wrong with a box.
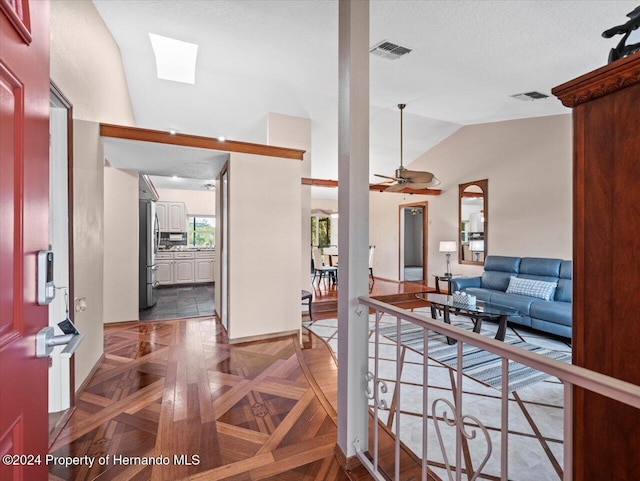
[459,179,488,265]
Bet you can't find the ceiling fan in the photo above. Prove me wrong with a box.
[374,104,441,192]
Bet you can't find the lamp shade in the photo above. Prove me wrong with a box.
[469,240,485,252]
[439,241,457,253]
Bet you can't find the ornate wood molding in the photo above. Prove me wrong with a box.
[552,52,640,107]
[302,177,442,196]
[100,123,305,160]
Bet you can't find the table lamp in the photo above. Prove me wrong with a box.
[469,240,485,262]
[439,241,457,276]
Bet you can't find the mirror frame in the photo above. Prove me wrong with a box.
[458,179,488,266]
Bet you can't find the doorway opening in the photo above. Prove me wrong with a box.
[399,202,428,284]
[48,82,75,444]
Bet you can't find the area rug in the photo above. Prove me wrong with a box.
[378,321,571,392]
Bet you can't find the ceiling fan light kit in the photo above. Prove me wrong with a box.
[374,103,441,192]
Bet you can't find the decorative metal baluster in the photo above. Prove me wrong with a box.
[422,326,429,481]
[395,316,402,480]
[374,310,382,472]
[456,340,463,481]
[563,381,573,481]
[364,310,388,476]
[501,357,509,481]
[432,398,493,481]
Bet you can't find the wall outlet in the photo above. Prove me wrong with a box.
[74,297,87,312]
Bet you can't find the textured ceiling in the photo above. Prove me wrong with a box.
[102,137,228,181]
[92,0,638,183]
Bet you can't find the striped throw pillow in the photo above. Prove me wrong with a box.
[505,276,557,301]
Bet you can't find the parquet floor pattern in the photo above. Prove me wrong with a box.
[49,318,365,481]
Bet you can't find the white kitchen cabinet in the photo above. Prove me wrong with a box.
[156,261,173,285]
[173,251,195,283]
[156,202,186,232]
[155,251,214,285]
[195,259,214,282]
[156,202,168,231]
[155,252,173,285]
[174,260,195,284]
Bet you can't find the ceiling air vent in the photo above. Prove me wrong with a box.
[511,91,549,101]
[370,40,412,60]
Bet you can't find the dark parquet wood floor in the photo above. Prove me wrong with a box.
[49,318,375,481]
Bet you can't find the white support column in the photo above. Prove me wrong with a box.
[337,0,370,463]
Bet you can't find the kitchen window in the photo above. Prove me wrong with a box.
[188,216,215,247]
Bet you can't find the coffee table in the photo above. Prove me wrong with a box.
[417,293,520,344]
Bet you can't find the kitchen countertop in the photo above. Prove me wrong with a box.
[159,247,215,252]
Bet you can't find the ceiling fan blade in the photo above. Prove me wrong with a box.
[406,177,442,189]
[385,182,407,192]
[402,170,435,183]
[374,173,402,181]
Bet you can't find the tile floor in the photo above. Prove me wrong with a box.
[139,284,215,321]
[305,307,572,481]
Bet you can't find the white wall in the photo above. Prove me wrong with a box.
[370,194,432,281]
[411,114,572,281]
[50,0,135,125]
[266,113,311,290]
[71,121,106,390]
[103,167,139,324]
[51,0,135,390]
[156,188,216,216]
[223,153,301,341]
[369,116,571,286]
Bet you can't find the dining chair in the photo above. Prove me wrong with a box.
[368,245,375,285]
[312,247,338,287]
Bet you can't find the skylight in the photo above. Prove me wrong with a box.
[149,33,198,84]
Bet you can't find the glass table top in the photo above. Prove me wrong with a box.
[417,293,520,317]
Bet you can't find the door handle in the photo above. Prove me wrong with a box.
[150,265,159,270]
[152,281,160,288]
[36,327,84,358]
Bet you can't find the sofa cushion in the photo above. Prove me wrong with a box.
[519,257,562,278]
[463,287,502,302]
[488,291,537,316]
[530,301,572,327]
[531,318,571,338]
[481,256,521,291]
[484,256,521,273]
[506,276,557,301]
[481,271,514,291]
[555,261,572,302]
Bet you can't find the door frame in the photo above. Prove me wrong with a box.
[398,201,428,284]
[219,164,229,333]
[48,81,76,446]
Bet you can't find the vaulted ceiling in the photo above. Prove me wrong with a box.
[93,0,638,184]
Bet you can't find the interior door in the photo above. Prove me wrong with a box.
[0,1,51,479]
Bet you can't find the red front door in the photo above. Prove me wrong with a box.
[0,1,50,479]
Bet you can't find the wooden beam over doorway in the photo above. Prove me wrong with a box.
[100,123,306,160]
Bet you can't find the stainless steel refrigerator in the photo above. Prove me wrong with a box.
[139,200,159,309]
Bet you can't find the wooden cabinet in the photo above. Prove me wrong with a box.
[156,202,168,231]
[168,203,186,232]
[552,52,640,481]
[173,252,195,284]
[155,251,214,285]
[156,201,186,232]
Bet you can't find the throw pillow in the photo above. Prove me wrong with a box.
[505,276,557,301]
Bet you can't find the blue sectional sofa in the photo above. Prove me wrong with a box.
[450,256,572,339]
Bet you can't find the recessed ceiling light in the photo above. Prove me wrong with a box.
[149,33,198,84]
[218,136,226,142]
[172,176,178,180]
